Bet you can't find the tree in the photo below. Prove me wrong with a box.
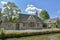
[40,10,50,20]
[0,8,2,25]
[0,8,2,16]
[2,2,21,22]
[53,23,58,28]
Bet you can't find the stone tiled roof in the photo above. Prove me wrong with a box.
[44,18,59,23]
[16,14,43,23]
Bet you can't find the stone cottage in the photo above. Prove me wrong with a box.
[0,13,60,30]
[0,14,43,30]
[44,18,60,28]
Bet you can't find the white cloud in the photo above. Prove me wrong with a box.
[1,1,7,5]
[25,4,42,14]
[37,8,42,13]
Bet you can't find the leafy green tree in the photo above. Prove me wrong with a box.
[2,2,21,22]
[40,10,50,20]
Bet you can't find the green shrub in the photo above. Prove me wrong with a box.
[0,20,2,25]
[43,24,47,28]
[1,28,6,40]
[53,23,58,28]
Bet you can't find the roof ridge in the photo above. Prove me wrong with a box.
[19,13,36,16]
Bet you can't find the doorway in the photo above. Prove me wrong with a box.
[16,23,19,30]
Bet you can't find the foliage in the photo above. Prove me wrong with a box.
[0,13,2,17]
[53,23,58,28]
[0,20,2,25]
[2,2,21,22]
[0,9,2,25]
[0,8,2,16]
[40,10,50,20]
[1,28,5,40]
[43,24,47,28]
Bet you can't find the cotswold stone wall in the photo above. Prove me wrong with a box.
[0,22,43,30]
[18,23,43,30]
[57,21,60,28]
[0,22,16,30]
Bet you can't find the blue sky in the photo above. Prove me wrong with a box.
[0,0,60,18]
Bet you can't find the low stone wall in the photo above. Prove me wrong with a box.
[0,22,16,30]
[0,28,60,39]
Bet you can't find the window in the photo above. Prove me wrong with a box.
[29,22,34,27]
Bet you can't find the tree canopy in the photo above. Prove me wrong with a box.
[2,2,21,22]
[40,10,50,20]
[0,8,2,16]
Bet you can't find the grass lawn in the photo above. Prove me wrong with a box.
[6,33,60,40]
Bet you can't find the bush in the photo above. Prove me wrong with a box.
[53,23,58,28]
[1,28,6,40]
[43,24,47,28]
[0,20,2,25]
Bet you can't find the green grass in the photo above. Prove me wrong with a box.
[6,33,60,40]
